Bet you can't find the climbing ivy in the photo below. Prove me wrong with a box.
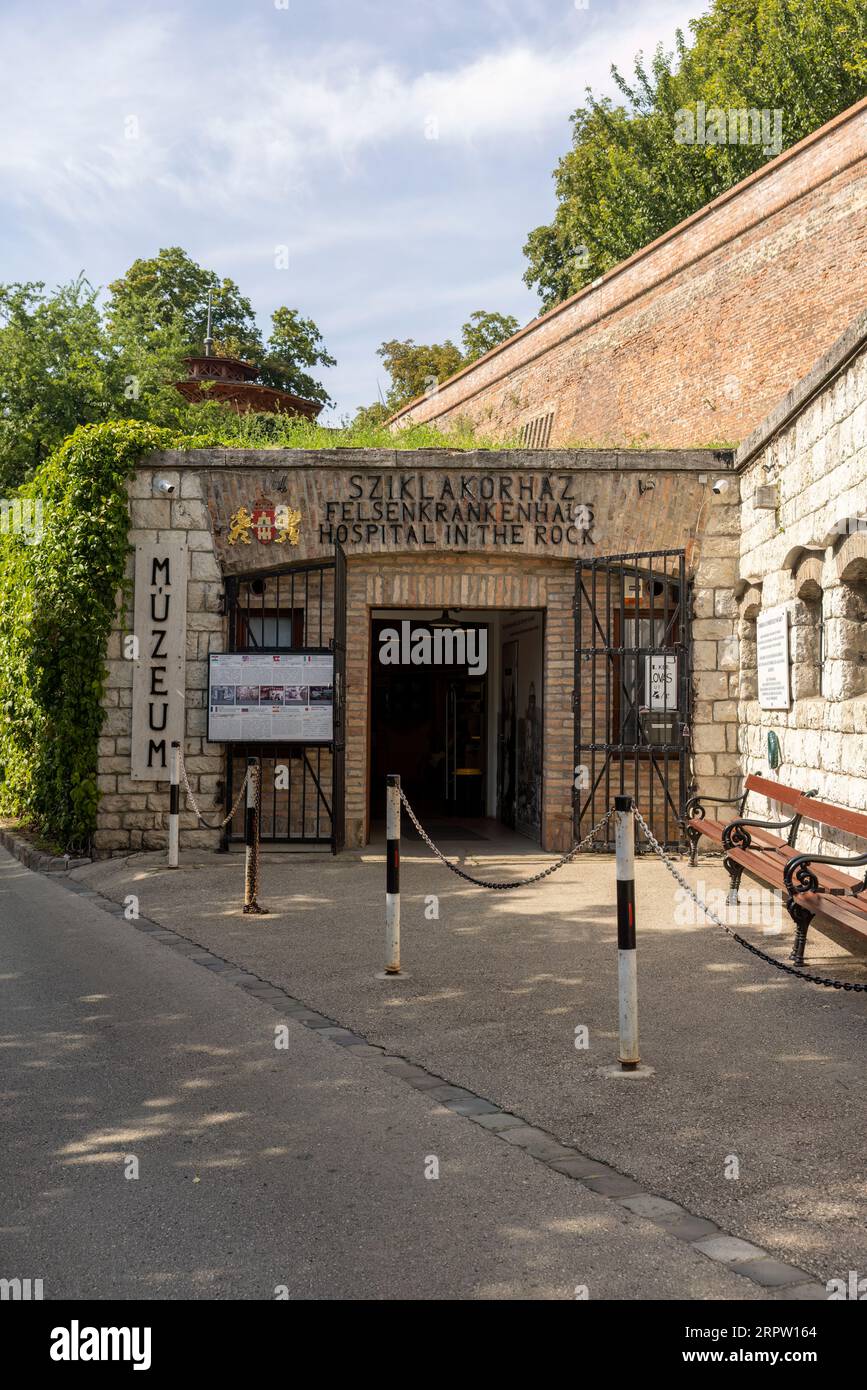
[0,413,495,854]
[0,421,177,853]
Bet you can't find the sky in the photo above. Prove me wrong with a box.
[0,0,705,419]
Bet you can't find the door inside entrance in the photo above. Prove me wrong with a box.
[370,618,486,821]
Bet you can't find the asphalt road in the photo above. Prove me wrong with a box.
[0,848,775,1301]
[74,837,867,1282]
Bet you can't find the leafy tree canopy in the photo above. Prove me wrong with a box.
[0,248,335,490]
[364,309,521,418]
[524,0,867,309]
[461,309,520,363]
[0,276,124,494]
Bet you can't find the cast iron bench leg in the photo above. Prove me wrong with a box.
[722,856,743,906]
[788,902,813,966]
[686,824,701,867]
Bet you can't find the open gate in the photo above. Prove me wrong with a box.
[574,550,691,850]
[220,543,347,852]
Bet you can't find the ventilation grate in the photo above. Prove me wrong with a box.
[520,411,555,448]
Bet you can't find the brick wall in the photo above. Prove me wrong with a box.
[391,100,867,451]
[344,554,574,850]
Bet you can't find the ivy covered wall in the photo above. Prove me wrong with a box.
[0,421,177,852]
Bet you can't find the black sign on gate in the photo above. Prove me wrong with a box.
[219,544,347,853]
[573,550,691,851]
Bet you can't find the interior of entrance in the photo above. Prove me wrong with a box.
[370,608,544,842]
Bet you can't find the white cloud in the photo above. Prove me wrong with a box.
[0,3,698,220]
[0,0,700,412]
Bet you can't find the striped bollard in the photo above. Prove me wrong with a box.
[614,795,639,1070]
[168,740,180,869]
[385,773,401,975]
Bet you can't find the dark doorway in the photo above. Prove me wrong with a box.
[370,618,487,822]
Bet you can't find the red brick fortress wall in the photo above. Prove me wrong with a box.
[390,101,867,450]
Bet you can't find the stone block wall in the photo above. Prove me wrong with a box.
[734,321,867,854]
[94,468,226,857]
[688,501,743,809]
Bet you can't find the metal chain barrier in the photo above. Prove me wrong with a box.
[631,802,867,993]
[397,786,614,890]
[179,752,250,830]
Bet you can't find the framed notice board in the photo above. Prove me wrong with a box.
[207,652,334,744]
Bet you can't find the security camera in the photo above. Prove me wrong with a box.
[711,478,730,495]
[155,479,176,495]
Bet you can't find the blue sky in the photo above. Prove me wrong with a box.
[0,0,703,418]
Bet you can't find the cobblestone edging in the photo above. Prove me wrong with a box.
[48,871,832,1304]
[0,825,90,874]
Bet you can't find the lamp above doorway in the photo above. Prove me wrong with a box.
[431,609,467,628]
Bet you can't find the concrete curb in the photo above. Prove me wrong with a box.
[0,825,91,874]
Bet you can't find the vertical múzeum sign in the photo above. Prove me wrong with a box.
[131,540,188,779]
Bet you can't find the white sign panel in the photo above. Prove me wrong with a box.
[756,606,791,710]
[208,653,334,743]
[644,653,677,710]
[131,540,188,779]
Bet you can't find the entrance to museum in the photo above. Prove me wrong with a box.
[369,609,544,843]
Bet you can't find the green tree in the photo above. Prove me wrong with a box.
[259,307,336,406]
[0,277,124,492]
[106,245,261,360]
[461,309,520,363]
[360,309,521,420]
[107,247,334,407]
[524,0,867,309]
[375,337,465,414]
[0,249,336,488]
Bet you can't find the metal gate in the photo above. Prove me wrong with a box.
[574,550,691,850]
[221,544,347,852]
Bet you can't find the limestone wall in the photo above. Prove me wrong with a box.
[734,330,867,854]
[95,467,225,857]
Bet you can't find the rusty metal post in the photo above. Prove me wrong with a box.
[243,758,268,915]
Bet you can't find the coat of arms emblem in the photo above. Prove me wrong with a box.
[227,498,301,546]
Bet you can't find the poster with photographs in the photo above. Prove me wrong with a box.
[207,653,334,742]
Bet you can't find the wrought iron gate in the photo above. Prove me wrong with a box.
[220,544,347,852]
[574,550,691,850]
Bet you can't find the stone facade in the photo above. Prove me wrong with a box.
[731,309,867,855]
[96,447,736,857]
[96,309,867,865]
[95,466,226,856]
[390,99,867,451]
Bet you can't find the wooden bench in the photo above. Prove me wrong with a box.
[683,775,812,870]
[721,794,867,966]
